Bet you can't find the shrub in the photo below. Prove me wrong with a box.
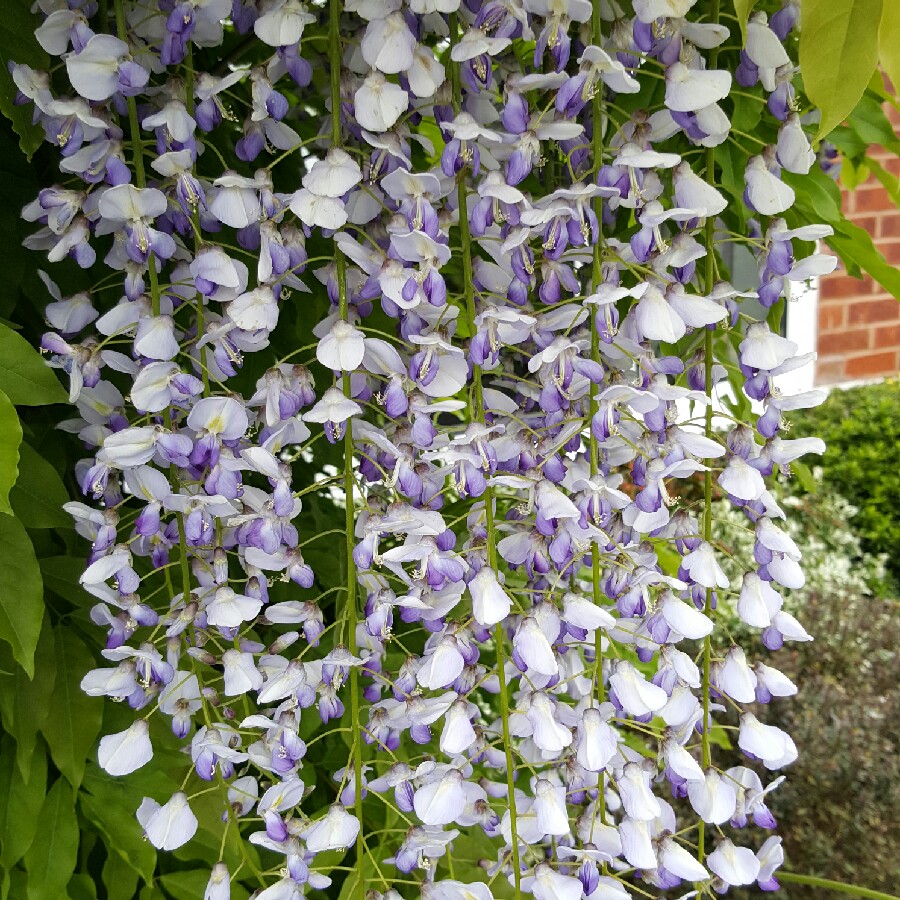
[790,378,900,590]
[718,488,899,896]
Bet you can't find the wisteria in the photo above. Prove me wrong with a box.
[14,0,836,896]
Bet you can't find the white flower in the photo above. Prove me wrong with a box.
[525,863,583,900]
[303,387,362,424]
[468,567,512,626]
[222,649,263,696]
[687,769,737,824]
[98,720,153,776]
[609,661,668,718]
[575,707,619,772]
[354,72,408,132]
[188,396,249,441]
[745,155,795,215]
[515,617,558,676]
[739,323,798,371]
[206,586,263,628]
[414,770,466,826]
[738,713,798,769]
[227,287,279,333]
[361,13,417,73]
[304,805,361,852]
[707,838,761,886]
[66,34,129,101]
[134,315,179,361]
[137,792,198,851]
[665,62,731,112]
[254,0,316,46]
[317,321,366,372]
[533,779,569,836]
[618,763,661,821]
[290,189,348,230]
[204,863,231,900]
[302,149,363,198]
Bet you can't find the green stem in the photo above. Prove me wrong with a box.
[113,0,161,317]
[697,0,720,869]
[328,3,364,899]
[587,0,607,833]
[184,44,211,396]
[777,873,900,900]
[449,13,521,897]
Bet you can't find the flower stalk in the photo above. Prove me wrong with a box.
[329,1,365,897]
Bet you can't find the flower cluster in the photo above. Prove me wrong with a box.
[17,0,829,897]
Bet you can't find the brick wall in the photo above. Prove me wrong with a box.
[817,106,900,385]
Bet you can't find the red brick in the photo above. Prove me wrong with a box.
[847,214,878,234]
[820,273,872,299]
[882,240,900,264]
[854,185,894,213]
[816,358,847,384]
[877,212,900,239]
[847,297,900,324]
[844,350,899,378]
[881,156,900,177]
[818,305,845,330]
[873,323,900,349]
[817,329,871,355]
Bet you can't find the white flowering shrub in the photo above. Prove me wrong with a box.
[0,1,898,899]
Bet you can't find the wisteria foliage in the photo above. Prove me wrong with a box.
[12,0,841,896]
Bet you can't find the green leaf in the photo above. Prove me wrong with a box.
[0,514,44,676]
[39,556,94,611]
[800,0,884,140]
[67,874,99,900]
[867,157,900,207]
[827,221,900,300]
[0,323,66,406]
[101,851,140,900]
[80,774,158,884]
[24,779,79,900]
[0,624,55,781]
[9,442,70,529]
[0,734,47,868]
[0,387,21,515]
[879,0,900,101]
[848,92,900,153]
[733,0,758,43]
[158,871,249,900]
[40,628,103,789]
[0,2,46,158]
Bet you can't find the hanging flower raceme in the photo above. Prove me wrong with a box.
[14,0,832,895]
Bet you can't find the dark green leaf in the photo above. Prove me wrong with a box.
[0,323,66,406]
[40,628,102,788]
[80,774,158,884]
[0,514,43,676]
[9,442,70,529]
[67,874,99,900]
[158,870,249,900]
[0,624,55,781]
[800,0,883,139]
[0,2,46,158]
[39,556,95,612]
[0,734,47,868]
[0,387,21,515]
[101,851,140,900]
[24,778,79,900]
